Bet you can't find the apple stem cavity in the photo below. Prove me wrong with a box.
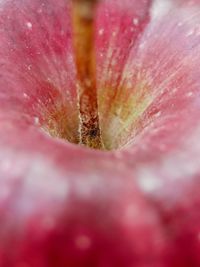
[72,0,103,150]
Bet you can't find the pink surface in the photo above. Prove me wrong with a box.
[0,0,200,266]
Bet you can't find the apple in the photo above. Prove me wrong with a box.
[0,0,200,266]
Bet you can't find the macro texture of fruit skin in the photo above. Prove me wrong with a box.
[1,0,200,266]
[0,122,166,267]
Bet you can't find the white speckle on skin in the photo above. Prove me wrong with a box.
[23,93,28,98]
[172,88,178,94]
[186,91,193,97]
[155,111,161,118]
[98,28,104,35]
[26,22,33,29]
[112,31,117,37]
[17,157,70,216]
[0,148,70,220]
[186,29,194,37]
[75,235,91,250]
[139,42,145,50]
[151,0,173,19]
[27,65,32,71]
[137,169,163,193]
[133,18,139,26]
[75,174,101,198]
[178,22,183,27]
[26,162,69,199]
[34,117,39,125]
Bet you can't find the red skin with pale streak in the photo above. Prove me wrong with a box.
[0,0,200,266]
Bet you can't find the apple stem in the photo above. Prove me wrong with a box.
[72,0,103,149]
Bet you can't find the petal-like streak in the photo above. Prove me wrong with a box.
[99,0,200,150]
[115,3,200,265]
[0,0,79,143]
[95,0,152,149]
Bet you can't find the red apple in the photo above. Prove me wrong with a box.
[0,0,200,266]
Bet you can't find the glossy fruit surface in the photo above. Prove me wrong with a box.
[0,0,200,266]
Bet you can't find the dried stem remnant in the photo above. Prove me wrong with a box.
[72,0,103,149]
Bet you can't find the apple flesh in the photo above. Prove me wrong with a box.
[0,0,200,266]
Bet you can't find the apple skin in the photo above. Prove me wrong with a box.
[0,121,167,267]
[0,0,200,266]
